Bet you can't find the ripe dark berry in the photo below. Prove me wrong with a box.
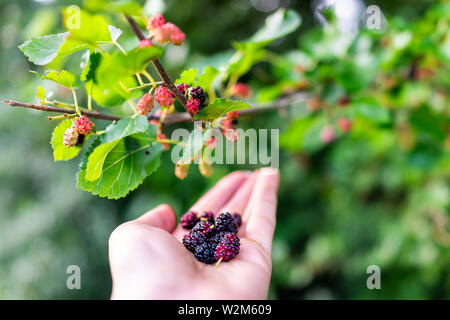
[232,213,242,227]
[182,231,206,252]
[189,86,207,105]
[200,211,214,224]
[215,232,240,262]
[215,212,238,234]
[180,211,199,229]
[194,243,216,264]
[192,220,215,237]
[209,231,228,248]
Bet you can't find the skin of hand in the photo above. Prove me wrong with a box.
[108,167,280,299]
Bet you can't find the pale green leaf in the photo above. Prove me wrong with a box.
[18,33,68,65]
[175,68,198,86]
[195,98,251,121]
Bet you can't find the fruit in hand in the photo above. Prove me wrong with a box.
[181,211,242,266]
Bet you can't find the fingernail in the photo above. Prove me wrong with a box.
[260,167,279,176]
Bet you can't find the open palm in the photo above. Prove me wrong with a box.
[109,168,279,299]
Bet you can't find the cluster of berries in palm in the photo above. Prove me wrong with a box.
[181,211,242,266]
[63,115,93,147]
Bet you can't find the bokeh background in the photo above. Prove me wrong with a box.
[0,0,449,299]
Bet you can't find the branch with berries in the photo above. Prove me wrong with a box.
[4,5,302,199]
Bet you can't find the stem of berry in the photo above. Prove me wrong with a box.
[142,70,157,93]
[71,89,80,115]
[127,100,139,116]
[125,15,190,115]
[214,257,223,268]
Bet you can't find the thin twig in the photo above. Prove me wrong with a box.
[3,92,308,125]
[125,16,189,112]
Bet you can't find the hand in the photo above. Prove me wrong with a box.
[108,168,280,299]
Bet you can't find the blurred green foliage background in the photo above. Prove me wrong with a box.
[0,0,449,299]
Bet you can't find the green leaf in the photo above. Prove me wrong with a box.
[85,140,121,181]
[62,7,111,45]
[181,129,212,164]
[97,46,164,88]
[236,9,301,48]
[77,133,163,199]
[84,0,142,15]
[36,86,46,104]
[196,66,219,90]
[81,51,102,83]
[195,98,251,121]
[351,100,391,125]
[108,25,123,43]
[33,70,77,89]
[101,116,150,144]
[175,68,198,86]
[51,119,88,161]
[280,116,326,152]
[227,46,266,78]
[19,33,68,65]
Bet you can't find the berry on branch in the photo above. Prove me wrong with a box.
[154,85,174,107]
[63,126,79,148]
[175,159,189,180]
[189,86,207,105]
[138,39,154,48]
[231,83,252,99]
[74,115,93,135]
[176,83,189,96]
[320,125,335,144]
[147,13,166,30]
[337,117,352,132]
[187,98,200,115]
[165,22,186,46]
[156,133,170,151]
[136,93,154,116]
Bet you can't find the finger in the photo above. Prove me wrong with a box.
[190,170,250,214]
[244,167,280,254]
[135,204,177,232]
[172,171,250,240]
[219,171,259,235]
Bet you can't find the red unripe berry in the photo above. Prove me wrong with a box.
[231,83,252,99]
[154,85,174,107]
[176,83,189,96]
[338,96,350,107]
[74,115,93,135]
[337,117,352,132]
[136,93,154,116]
[165,22,185,46]
[187,98,200,115]
[320,125,335,144]
[205,137,216,149]
[147,13,165,30]
[226,111,239,120]
[138,39,154,49]
[157,133,170,151]
[152,24,171,43]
